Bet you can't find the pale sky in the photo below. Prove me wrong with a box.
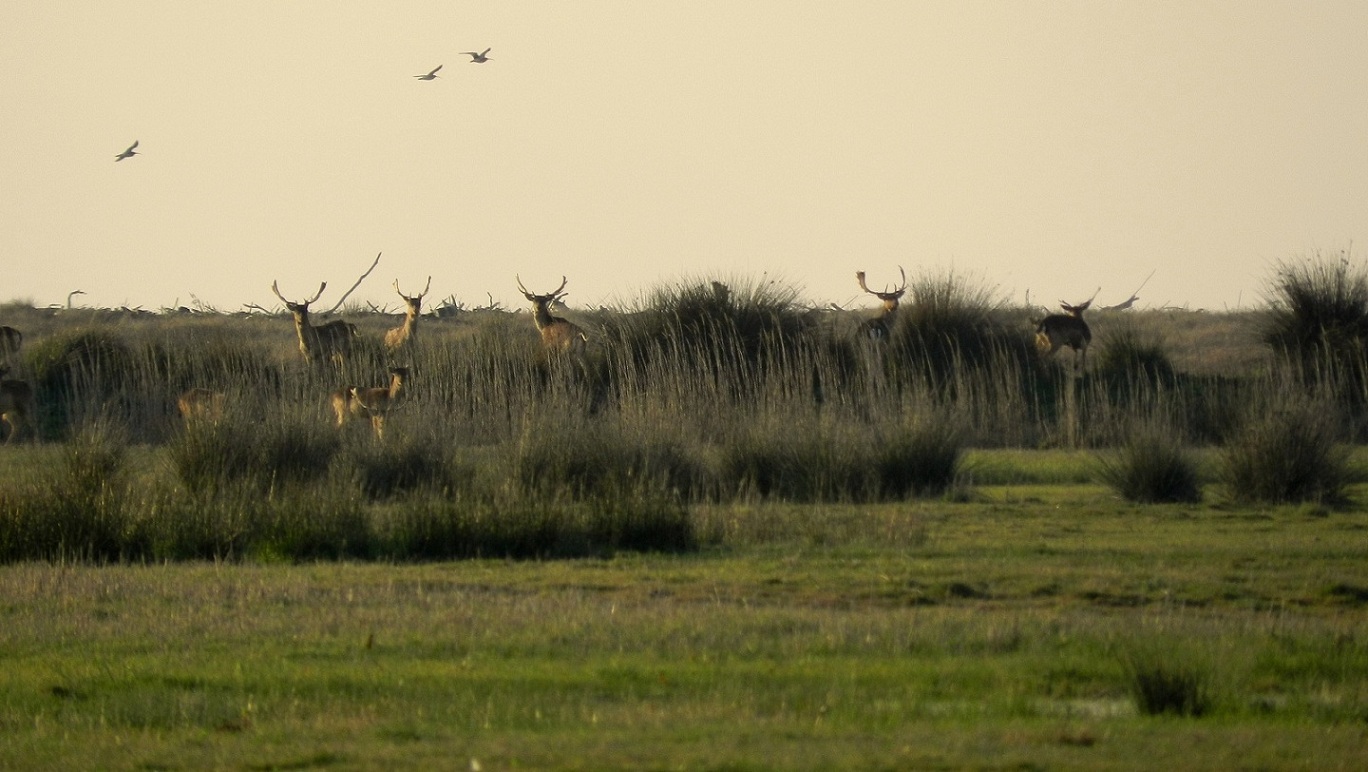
[3,1,1367,313]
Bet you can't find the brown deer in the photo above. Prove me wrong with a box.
[516,275,588,353]
[177,388,226,425]
[0,364,34,443]
[271,281,358,365]
[855,267,907,341]
[1035,297,1095,370]
[0,326,21,362]
[332,366,409,440]
[384,277,431,351]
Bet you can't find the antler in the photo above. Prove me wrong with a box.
[274,281,326,306]
[394,276,434,300]
[856,267,907,298]
[551,276,569,299]
[515,275,532,298]
[856,271,874,295]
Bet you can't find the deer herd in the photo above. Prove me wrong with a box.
[0,273,1096,444]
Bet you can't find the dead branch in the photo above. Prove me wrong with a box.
[322,252,382,315]
[1103,270,1155,311]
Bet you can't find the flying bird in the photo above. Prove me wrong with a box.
[415,64,442,80]
[460,48,492,63]
[114,141,139,162]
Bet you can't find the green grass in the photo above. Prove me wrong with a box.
[2,485,1367,769]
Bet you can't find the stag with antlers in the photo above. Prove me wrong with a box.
[855,267,907,341]
[517,275,588,353]
[1035,295,1096,371]
[271,281,358,365]
[384,277,431,351]
[0,364,33,443]
[331,366,409,440]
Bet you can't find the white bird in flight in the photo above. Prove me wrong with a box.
[460,48,492,63]
[415,64,442,80]
[114,140,139,162]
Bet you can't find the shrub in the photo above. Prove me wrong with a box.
[1219,396,1353,505]
[1096,421,1201,503]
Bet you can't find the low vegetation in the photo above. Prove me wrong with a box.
[1,256,1366,766]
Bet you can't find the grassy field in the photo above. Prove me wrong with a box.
[3,268,1368,767]
[2,476,1367,770]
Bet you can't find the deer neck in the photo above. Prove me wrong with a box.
[532,302,557,331]
[291,311,320,355]
[388,374,405,400]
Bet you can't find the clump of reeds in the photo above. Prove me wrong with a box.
[1219,393,1353,505]
[0,421,138,561]
[1124,647,1217,717]
[168,409,339,495]
[1095,419,1201,503]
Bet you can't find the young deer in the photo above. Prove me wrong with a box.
[516,275,588,353]
[177,388,226,425]
[332,366,409,440]
[855,267,907,341]
[1035,298,1094,370]
[384,277,431,351]
[0,364,34,443]
[272,281,358,365]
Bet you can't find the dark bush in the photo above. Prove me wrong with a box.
[1096,421,1201,503]
[1219,396,1353,505]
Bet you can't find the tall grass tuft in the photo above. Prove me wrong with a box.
[717,414,965,502]
[607,275,810,373]
[1263,252,1368,367]
[23,329,140,439]
[0,422,138,561]
[1124,648,1216,717]
[893,270,1032,379]
[168,410,339,495]
[378,487,695,560]
[1095,419,1202,503]
[1262,252,1368,426]
[1219,394,1353,505]
[339,429,463,501]
[1094,324,1176,388]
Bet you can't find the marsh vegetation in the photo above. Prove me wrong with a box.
[1,256,1367,766]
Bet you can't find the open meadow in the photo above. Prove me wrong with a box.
[1,265,1367,768]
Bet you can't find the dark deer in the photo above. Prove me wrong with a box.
[855,267,907,341]
[516,275,588,353]
[0,364,34,443]
[0,326,20,362]
[384,277,431,352]
[1035,297,1095,371]
[271,281,358,365]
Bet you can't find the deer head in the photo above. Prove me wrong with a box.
[856,267,908,314]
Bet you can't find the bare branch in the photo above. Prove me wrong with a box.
[322,252,382,315]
